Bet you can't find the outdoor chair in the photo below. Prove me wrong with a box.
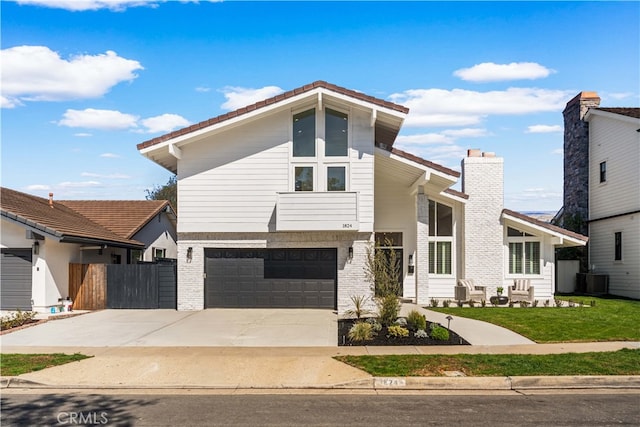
[509,279,535,303]
[455,279,487,303]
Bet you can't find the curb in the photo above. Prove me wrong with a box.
[3,376,640,391]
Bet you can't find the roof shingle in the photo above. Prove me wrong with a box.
[596,107,640,120]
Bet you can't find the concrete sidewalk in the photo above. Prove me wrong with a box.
[2,342,638,391]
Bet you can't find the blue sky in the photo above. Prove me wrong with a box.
[2,1,639,212]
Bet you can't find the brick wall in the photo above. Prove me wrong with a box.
[462,151,504,294]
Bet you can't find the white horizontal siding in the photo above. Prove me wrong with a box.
[589,215,640,299]
[276,192,358,231]
[350,108,374,230]
[589,115,640,219]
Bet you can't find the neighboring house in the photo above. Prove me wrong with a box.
[561,92,640,299]
[0,187,177,311]
[137,80,587,314]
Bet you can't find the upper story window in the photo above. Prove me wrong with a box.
[428,201,453,275]
[295,166,314,191]
[507,227,540,275]
[327,166,346,191]
[293,109,316,157]
[325,108,348,157]
[614,232,622,261]
[599,161,607,183]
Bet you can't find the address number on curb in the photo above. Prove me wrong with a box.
[375,378,407,387]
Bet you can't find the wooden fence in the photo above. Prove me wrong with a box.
[69,263,107,310]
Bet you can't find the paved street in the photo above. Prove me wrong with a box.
[2,391,639,426]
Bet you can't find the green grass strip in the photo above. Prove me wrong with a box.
[431,296,640,343]
[1,353,91,376]
[335,348,640,377]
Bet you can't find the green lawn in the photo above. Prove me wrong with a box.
[430,296,640,343]
[335,349,640,377]
[0,353,91,376]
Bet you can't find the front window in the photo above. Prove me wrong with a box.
[293,109,316,157]
[325,108,348,156]
[600,161,607,183]
[327,166,346,191]
[294,166,314,191]
[153,247,166,259]
[428,200,453,275]
[507,227,540,275]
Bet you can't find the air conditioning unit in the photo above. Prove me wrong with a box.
[585,274,609,294]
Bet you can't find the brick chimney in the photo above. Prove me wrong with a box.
[462,149,504,290]
[563,92,600,235]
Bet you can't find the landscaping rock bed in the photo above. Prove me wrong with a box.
[338,319,469,346]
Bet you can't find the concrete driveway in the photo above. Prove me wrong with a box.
[0,309,338,347]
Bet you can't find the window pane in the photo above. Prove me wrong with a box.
[293,109,315,157]
[437,241,452,274]
[437,203,453,236]
[428,242,435,273]
[428,200,436,236]
[327,166,346,191]
[509,242,523,274]
[615,232,622,261]
[325,108,348,156]
[525,242,540,274]
[375,232,402,247]
[294,167,313,191]
[600,161,607,183]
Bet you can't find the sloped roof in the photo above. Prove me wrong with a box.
[137,80,409,151]
[59,200,172,240]
[596,108,640,119]
[376,143,461,178]
[1,187,143,248]
[502,208,588,243]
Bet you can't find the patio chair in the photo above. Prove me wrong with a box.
[509,279,535,303]
[455,279,487,303]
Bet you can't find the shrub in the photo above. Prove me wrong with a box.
[406,310,427,331]
[508,301,514,308]
[348,322,375,342]
[344,295,371,319]
[544,299,550,307]
[429,324,450,341]
[532,300,539,307]
[520,301,530,308]
[0,310,36,330]
[481,299,486,308]
[590,300,597,307]
[468,300,475,307]
[414,329,428,338]
[456,300,464,307]
[387,325,409,338]
[443,299,451,308]
[555,299,563,307]
[376,294,400,327]
[365,317,383,332]
[430,298,439,308]
[365,240,401,297]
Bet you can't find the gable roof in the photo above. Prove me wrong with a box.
[1,187,143,248]
[137,80,409,151]
[596,108,640,120]
[59,200,174,240]
[376,143,461,178]
[502,208,588,245]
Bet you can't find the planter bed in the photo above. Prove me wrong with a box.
[338,319,469,346]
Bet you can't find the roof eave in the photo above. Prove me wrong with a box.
[501,211,588,247]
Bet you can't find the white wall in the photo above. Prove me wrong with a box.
[132,212,177,261]
[589,215,640,299]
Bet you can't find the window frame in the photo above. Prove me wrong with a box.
[292,108,317,159]
[427,200,454,277]
[293,164,316,192]
[614,231,622,261]
[506,227,541,277]
[326,164,348,192]
[599,161,607,183]
[153,247,166,260]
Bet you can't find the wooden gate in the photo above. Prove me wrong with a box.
[69,263,107,310]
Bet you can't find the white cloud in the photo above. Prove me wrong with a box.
[25,184,51,191]
[389,87,573,128]
[195,86,211,93]
[526,124,563,133]
[81,172,131,179]
[551,148,563,155]
[57,108,139,130]
[220,85,284,110]
[1,95,22,109]
[1,46,143,107]
[442,128,491,138]
[140,113,191,133]
[16,0,160,11]
[604,91,635,101]
[74,132,93,137]
[509,187,562,202]
[57,181,102,188]
[453,62,555,83]
[396,133,453,145]
[100,153,121,158]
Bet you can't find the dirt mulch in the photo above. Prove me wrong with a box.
[338,318,469,346]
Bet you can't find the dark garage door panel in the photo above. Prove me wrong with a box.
[1,249,33,311]
[205,249,336,309]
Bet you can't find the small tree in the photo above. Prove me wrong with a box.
[146,175,177,212]
[364,239,401,297]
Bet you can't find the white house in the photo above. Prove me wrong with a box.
[0,188,177,312]
[137,81,587,314]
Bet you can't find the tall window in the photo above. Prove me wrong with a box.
[293,109,315,157]
[428,201,453,275]
[374,232,403,295]
[614,232,622,261]
[325,108,348,156]
[507,227,540,275]
[599,161,607,183]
